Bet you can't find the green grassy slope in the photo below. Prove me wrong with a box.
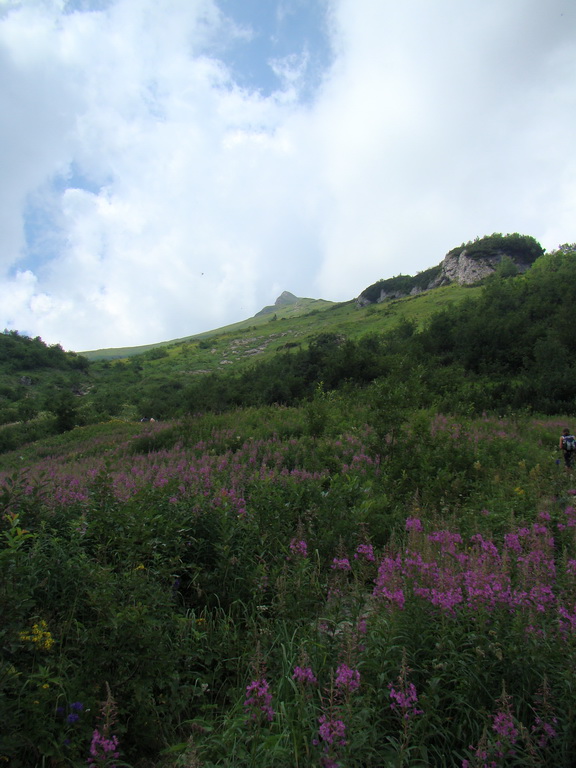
[80,297,335,360]
[88,283,479,378]
[0,281,480,455]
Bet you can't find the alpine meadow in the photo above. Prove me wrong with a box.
[3,236,576,768]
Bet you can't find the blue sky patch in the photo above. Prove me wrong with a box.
[216,0,333,99]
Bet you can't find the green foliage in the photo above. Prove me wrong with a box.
[0,397,575,766]
[2,241,576,461]
[360,265,442,303]
[4,236,576,766]
[0,330,88,372]
[447,232,544,264]
[52,390,79,433]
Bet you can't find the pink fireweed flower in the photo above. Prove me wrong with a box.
[428,529,463,555]
[532,716,558,748]
[377,586,406,608]
[293,666,317,685]
[469,533,500,559]
[493,710,518,743]
[405,516,423,532]
[558,603,576,633]
[88,729,120,767]
[504,532,523,553]
[429,585,463,613]
[373,553,405,608]
[564,506,576,527]
[244,678,274,722]
[317,715,347,747]
[331,557,351,571]
[462,748,497,768]
[335,663,360,692]
[354,543,375,562]
[388,681,423,720]
[289,538,308,558]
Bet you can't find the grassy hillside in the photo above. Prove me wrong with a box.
[4,240,576,457]
[0,282,477,454]
[3,247,576,767]
[80,297,336,361]
[85,283,477,388]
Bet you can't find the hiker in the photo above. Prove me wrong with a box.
[559,428,576,470]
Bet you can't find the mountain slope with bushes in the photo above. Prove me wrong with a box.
[2,240,576,768]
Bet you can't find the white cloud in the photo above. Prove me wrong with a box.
[0,0,575,350]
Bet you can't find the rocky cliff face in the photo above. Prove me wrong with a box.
[435,249,532,286]
[356,283,424,306]
[357,247,534,306]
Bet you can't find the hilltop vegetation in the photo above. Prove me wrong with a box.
[445,232,544,263]
[358,232,544,305]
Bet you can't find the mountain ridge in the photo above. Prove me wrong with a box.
[80,232,543,359]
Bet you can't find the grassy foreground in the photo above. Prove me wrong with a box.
[1,397,576,767]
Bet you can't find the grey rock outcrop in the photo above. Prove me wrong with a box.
[357,244,536,307]
[437,249,531,286]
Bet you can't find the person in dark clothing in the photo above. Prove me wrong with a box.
[559,428,576,470]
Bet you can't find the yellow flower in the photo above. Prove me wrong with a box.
[42,684,50,689]
[20,620,54,651]
[134,563,145,571]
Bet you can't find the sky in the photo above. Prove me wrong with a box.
[1,0,575,351]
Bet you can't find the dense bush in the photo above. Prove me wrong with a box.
[359,265,442,303]
[446,232,544,264]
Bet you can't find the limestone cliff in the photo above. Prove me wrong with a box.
[357,233,543,306]
[435,248,533,286]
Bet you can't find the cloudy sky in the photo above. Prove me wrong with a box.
[1,0,575,351]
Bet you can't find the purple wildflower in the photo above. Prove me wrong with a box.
[67,713,79,724]
[244,678,275,722]
[331,557,351,571]
[354,543,375,562]
[293,666,317,685]
[88,728,120,766]
[289,538,308,557]
[318,715,347,747]
[405,516,423,532]
[493,710,518,743]
[532,716,558,748]
[335,663,360,692]
[388,681,423,720]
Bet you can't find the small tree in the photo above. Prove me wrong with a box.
[52,390,78,433]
